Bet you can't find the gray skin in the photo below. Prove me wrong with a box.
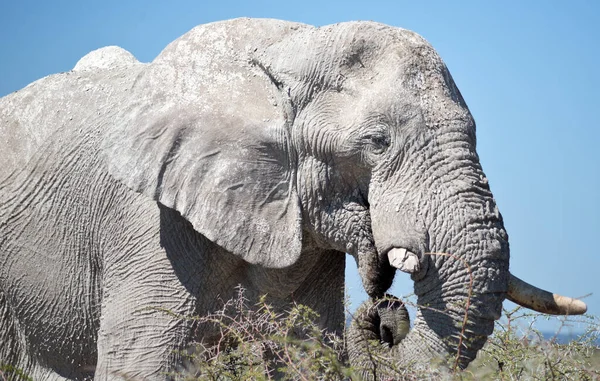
[0,18,509,379]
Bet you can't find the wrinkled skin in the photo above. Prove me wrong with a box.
[0,19,512,379]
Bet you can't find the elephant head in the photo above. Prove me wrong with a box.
[101,19,585,371]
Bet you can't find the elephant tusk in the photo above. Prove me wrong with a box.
[387,248,420,274]
[507,274,587,315]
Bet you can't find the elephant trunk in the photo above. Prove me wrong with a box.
[355,172,512,374]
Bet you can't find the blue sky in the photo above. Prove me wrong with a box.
[1,1,598,334]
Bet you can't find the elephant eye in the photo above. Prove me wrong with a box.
[369,134,390,152]
[363,127,390,155]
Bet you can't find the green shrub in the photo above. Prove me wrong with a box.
[466,307,600,380]
[168,288,355,380]
[0,363,34,381]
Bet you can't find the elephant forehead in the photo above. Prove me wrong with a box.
[259,22,429,85]
[362,43,473,132]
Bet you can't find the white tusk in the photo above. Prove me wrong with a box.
[508,274,587,315]
[388,248,420,274]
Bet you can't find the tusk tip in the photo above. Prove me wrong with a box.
[508,274,588,315]
[555,295,587,315]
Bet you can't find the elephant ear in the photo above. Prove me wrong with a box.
[103,19,306,268]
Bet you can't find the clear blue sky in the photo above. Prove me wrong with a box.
[1,1,598,334]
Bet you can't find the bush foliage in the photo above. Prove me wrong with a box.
[168,288,355,380]
[168,288,599,380]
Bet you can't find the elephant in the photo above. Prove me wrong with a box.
[0,18,587,380]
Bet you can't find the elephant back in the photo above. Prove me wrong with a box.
[0,51,144,183]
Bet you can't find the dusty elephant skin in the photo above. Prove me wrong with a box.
[0,18,586,380]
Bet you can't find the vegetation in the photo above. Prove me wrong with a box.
[167,288,599,380]
[167,288,354,381]
[0,364,33,381]
[467,307,600,380]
